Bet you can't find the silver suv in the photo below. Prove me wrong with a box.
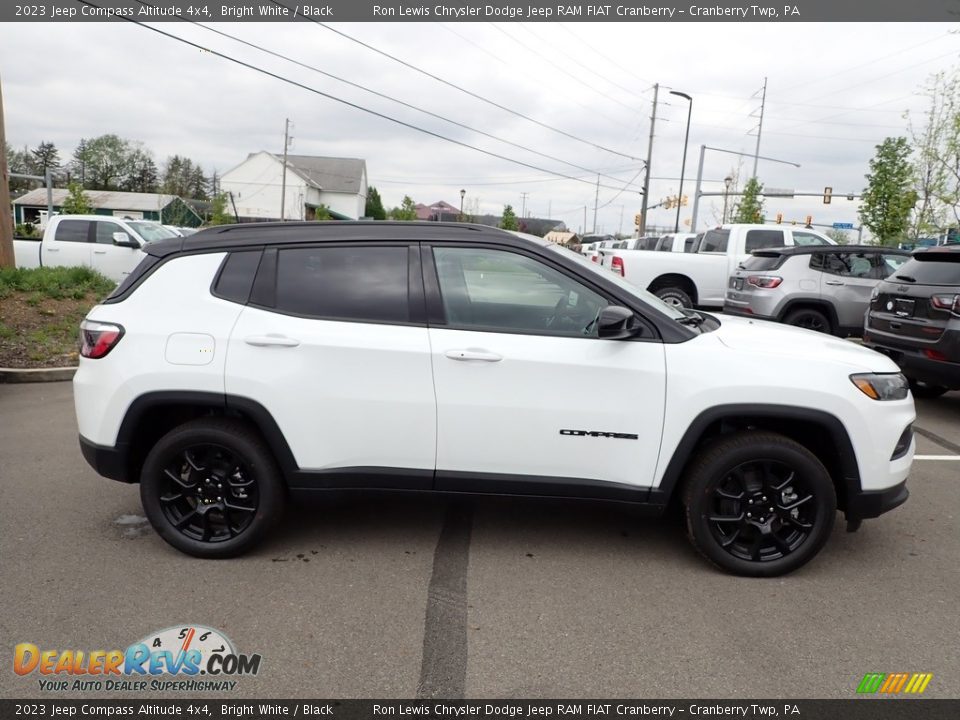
[725,245,910,336]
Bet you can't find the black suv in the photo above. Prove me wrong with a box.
[864,246,960,397]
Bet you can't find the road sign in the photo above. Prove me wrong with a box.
[832,222,854,229]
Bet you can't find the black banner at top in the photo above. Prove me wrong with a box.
[3,0,960,22]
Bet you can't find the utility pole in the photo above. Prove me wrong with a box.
[618,206,624,236]
[591,175,600,233]
[752,77,767,179]
[0,72,13,268]
[279,118,292,221]
[520,192,529,219]
[639,83,659,236]
[583,206,587,235]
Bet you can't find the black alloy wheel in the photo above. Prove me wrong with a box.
[683,431,836,576]
[784,308,831,334]
[140,418,285,558]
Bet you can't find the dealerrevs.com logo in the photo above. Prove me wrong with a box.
[14,625,262,693]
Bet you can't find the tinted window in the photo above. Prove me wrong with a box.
[894,254,960,285]
[214,251,262,304]
[793,231,830,246]
[878,253,908,278]
[54,220,90,243]
[656,236,673,252]
[433,247,608,337]
[699,229,729,253]
[95,221,122,245]
[745,229,785,252]
[274,246,409,322]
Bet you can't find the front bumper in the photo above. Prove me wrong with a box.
[845,479,909,520]
[79,435,132,483]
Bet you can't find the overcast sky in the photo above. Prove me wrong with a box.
[2,20,958,234]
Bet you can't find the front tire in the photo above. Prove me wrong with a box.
[140,418,285,558]
[682,431,836,577]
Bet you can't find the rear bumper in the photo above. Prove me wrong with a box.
[79,435,132,483]
[863,341,960,390]
[845,480,909,520]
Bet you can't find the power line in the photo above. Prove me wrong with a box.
[152,15,641,188]
[86,3,640,194]
[271,2,645,162]
[555,23,653,88]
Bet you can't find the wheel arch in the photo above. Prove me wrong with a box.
[777,299,840,335]
[647,273,698,304]
[114,391,298,483]
[650,404,860,513]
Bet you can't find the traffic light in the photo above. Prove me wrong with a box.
[776,213,783,224]
[681,195,689,206]
[664,197,674,209]
[634,213,642,227]
[805,215,813,227]
[823,187,833,205]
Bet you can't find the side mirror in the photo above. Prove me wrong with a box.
[597,305,641,340]
[113,232,139,249]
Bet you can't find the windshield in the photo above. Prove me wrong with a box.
[545,243,688,320]
[127,221,180,243]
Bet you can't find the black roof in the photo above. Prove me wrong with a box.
[145,221,535,258]
[752,244,911,257]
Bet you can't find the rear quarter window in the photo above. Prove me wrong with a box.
[213,250,263,304]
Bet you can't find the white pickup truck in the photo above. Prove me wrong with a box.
[600,224,835,308]
[14,215,180,282]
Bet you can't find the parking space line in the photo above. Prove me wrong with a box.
[416,504,473,699]
[914,455,960,461]
[914,426,960,455]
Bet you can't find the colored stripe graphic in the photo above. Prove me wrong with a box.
[857,672,932,694]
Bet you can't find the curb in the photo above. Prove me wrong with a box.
[0,367,77,383]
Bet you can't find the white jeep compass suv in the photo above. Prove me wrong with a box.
[75,222,915,576]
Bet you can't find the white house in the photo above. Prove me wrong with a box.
[220,151,368,221]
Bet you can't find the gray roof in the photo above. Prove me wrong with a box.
[13,188,180,210]
[281,155,366,194]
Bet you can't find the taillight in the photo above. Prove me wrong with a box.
[924,348,949,362]
[80,320,124,359]
[747,275,783,288]
[611,256,625,276]
[930,294,960,316]
[591,255,599,263]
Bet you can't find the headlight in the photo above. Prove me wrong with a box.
[870,286,880,302]
[850,373,909,400]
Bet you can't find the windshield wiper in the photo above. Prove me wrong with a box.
[894,274,916,282]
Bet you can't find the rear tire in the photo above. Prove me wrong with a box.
[783,308,831,334]
[140,418,285,558]
[652,286,693,309]
[682,431,836,577]
[908,379,949,399]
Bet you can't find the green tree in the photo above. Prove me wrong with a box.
[188,165,209,200]
[209,192,233,225]
[732,177,765,223]
[860,137,917,246]
[73,134,130,190]
[499,204,519,230]
[29,141,60,179]
[314,204,333,220]
[61,182,93,215]
[825,228,850,244]
[5,142,32,193]
[389,195,418,221]
[123,148,159,193]
[365,186,386,220]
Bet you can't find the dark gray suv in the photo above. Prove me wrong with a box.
[864,246,960,397]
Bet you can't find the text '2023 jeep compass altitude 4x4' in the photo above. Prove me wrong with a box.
[75,222,915,576]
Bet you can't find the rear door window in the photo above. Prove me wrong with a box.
[744,230,785,252]
[54,220,91,243]
[272,246,411,323]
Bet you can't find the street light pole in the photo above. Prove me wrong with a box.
[459,188,465,221]
[722,176,733,223]
[669,90,692,233]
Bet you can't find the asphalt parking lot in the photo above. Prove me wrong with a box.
[1,382,958,700]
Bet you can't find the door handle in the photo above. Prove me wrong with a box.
[45,247,60,252]
[445,349,502,362]
[93,250,107,255]
[244,335,300,348]
[824,280,844,286]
